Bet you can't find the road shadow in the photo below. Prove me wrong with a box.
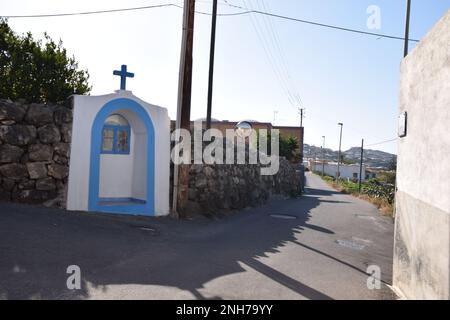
[0,185,334,300]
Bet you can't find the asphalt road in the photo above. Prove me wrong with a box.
[0,172,395,300]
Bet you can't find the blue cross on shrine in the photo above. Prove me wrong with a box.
[113,65,134,90]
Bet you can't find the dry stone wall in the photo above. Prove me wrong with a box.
[183,158,302,216]
[0,99,72,206]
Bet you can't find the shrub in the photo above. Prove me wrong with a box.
[0,19,91,103]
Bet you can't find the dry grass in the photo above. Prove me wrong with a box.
[319,175,394,217]
[357,194,394,217]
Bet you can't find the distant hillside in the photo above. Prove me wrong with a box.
[303,144,396,169]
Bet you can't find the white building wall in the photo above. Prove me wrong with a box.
[394,10,450,300]
[310,161,365,181]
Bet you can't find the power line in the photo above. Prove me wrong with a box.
[221,1,420,42]
[0,3,245,18]
[365,138,397,147]
[1,2,420,43]
[245,0,300,108]
[257,0,303,107]
[240,0,297,108]
[0,4,179,18]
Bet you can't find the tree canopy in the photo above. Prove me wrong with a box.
[0,19,91,103]
[279,135,299,161]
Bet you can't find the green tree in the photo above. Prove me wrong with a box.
[0,19,91,103]
[279,135,299,160]
[253,131,299,161]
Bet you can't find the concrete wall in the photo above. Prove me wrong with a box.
[394,10,450,300]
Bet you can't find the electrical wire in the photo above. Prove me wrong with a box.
[1,2,420,43]
[365,138,398,147]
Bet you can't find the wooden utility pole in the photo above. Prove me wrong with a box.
[322,135,325,177]
[206,0,218,129]
[172,0,196,217]
[299,108,304,127]
[336,122,343,180]
[403,0,412,57]
[358,139,364,192]
[299,108,305,163]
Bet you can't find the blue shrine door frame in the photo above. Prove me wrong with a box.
[88,98,155,215]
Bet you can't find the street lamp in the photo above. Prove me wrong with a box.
[322,136,325,177]
[337,123,343,180]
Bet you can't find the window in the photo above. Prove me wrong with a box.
[353,173,358,179]
[101,114,130,154]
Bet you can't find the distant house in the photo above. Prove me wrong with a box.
[171,119,302,142]
[365,167,393,180]
[309,160,365,181]
[170,119,304,157]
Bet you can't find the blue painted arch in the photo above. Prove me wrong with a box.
[88,98,155,215]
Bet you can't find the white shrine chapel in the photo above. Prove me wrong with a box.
[66,65,170,216]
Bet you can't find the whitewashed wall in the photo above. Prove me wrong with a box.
[67,90,170,216]
[310,161,365,181]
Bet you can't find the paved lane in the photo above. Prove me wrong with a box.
[0,172,395,299]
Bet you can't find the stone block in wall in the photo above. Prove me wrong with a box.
[60,124,72,143]
[25,104,54,126]
[0,186,11,201]
[188,188,197,200]
[37,124,61,144]
[28,144,53,161]
[0,144,24,163]
[203,166,215,177]
[0,100,26,122]
[53,142,70,158]
[26,162,47,179]
[17,178,35,190]
[53,154,68,165]
[0,125,37,146]
[53,106,73,125]
[36,177,56,191]
[1,178,15,191]
[195,176,207,188]
[47,164,69,180]
[12,189,57,204]
[0,163,28,180]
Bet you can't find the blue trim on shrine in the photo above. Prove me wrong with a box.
[98,197,147,207]
[88,98,155,216]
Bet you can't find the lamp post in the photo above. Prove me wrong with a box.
[336,123,343,180]
[322,135,325,177]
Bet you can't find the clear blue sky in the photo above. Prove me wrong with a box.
[1,0,449,154]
